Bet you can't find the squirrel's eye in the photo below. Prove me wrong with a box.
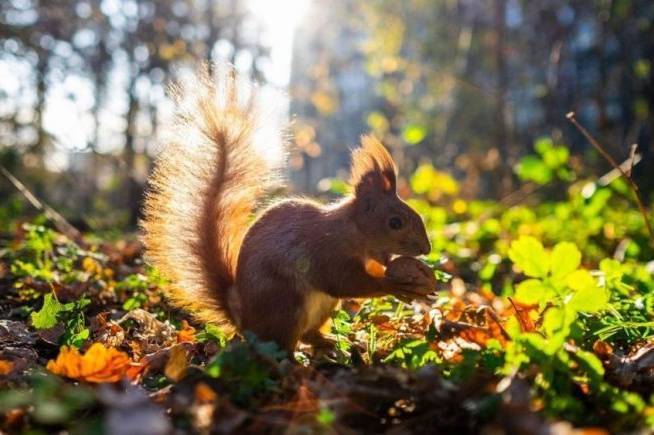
[388,216,403,230]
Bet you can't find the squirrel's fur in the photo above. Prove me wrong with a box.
[141,67,279,331]
[141,65,432,352]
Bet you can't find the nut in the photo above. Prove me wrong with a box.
[385,256,437,289]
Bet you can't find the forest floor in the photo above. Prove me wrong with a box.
[2,160,654,434]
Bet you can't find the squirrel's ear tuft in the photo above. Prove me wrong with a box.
[350,135,397,196]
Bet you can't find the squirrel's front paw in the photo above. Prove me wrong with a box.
[385,256,437,297]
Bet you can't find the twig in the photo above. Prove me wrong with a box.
[483,306,511,341]
[627,143,638,178]
[566,112,654,244]
[0,165,82,242]
[598,152,641,186]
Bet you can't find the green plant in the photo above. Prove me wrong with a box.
[514,137,572,185]
[31,293,90,347]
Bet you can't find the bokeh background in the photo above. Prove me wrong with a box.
[1,0,653,232]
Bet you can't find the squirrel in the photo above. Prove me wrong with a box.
[141,66,434,353]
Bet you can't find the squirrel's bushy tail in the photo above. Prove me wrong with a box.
[141,65,283,328]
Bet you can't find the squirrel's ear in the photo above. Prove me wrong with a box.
[350,135,397,196]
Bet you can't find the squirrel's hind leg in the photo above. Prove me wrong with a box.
[236,280,306,354]
[300,295,338,350]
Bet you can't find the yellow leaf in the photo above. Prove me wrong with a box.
[452,199,467,214]
[82,257,102,275]
[164,345,189,382]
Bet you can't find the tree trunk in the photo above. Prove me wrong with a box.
[493,0,512,195]
[33,53,48,159]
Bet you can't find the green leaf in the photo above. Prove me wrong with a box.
[515,156,552,185]
[508,236,549,278]
[514,279,554,305]
[574,349,605,384]
[567,270,609,313]
[542,146,569,169]
[504,316,522,339]
[198,324,228,347]
[31,294,65,329]
[316,407,336,426]
[521,333,551,358]
[64,327,90,348]
[550,242,581,280]
[570,285,609,313]
[599,258,623,284]
[565,269,596,292]
[534,137,553,155]
[542,307,565,336]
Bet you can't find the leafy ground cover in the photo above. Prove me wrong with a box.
[1,140,654,434]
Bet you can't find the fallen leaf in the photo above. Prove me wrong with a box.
[0,359,14,375]
[177,320,196,344]
[46,342,139,383]
[118,309,177,356]
[82,257,102,275]
[592,340,613,358]
[195,382,218,404]
[164,344,189,381]
[508,297,538,333]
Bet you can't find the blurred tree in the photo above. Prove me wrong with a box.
[290,0,654,199]
[0,0,269,228]
[289,0,376,192]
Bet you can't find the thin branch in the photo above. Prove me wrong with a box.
[598,152,641,186]
[566,112,654,244]
[1,165,82,242]
[627,143,638,178]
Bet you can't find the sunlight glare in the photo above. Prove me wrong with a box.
[247,0,312,86]
[247,0,313,168]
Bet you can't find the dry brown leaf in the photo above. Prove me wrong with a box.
[508,297,538,333]
[118,309,177,356]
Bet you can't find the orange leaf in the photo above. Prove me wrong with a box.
[0,359,14,375]
[508,297,538,333]
[47,343,137,383]
[593,340,613,358]
[195,382,218,404]
[177,320,196,343]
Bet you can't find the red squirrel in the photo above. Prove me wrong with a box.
[141,67,434,352]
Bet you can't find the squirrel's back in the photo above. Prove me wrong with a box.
[140,65,283,327]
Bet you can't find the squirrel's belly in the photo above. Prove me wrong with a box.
[302,289,338,333]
